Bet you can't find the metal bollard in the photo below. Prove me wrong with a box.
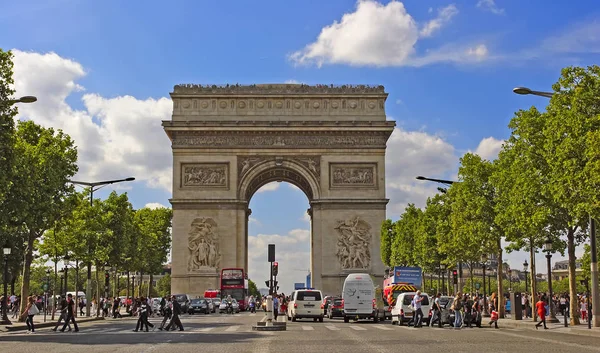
[265,295,273,326]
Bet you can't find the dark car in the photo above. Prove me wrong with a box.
[440,298,482,327]
[188,298,210,315]
[327,297,344,319]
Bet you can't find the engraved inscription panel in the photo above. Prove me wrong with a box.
[182,163,229,188]
[330,163,376,188]
[173,133,388,148]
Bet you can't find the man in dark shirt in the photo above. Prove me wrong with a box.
[165,295,184,331]
[52,296,71,331]
[133,297,155,332]
[60,294,79,332]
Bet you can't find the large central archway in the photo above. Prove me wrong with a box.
[163,83,395,296]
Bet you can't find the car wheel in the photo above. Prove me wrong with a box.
[343,316,349,323]
[319,316,324,323]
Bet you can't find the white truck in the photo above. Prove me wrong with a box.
[342,273,379,323]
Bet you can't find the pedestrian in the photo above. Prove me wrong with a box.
[451,293,463,329]
[412,290,424,328]
[159,296,166,317]
[60,293,79,332]
[21,296,39,334]
[158,297,172,330]
[52,296,71,331]
[581,297,587,322]
[11,296,20,319]
[535,295,548,330]
[165,295,184,331]
[133,297,155,332]
[113,297,122,318]
[273,295,279,320]
[430,293,442,328]
[471,295,482,328]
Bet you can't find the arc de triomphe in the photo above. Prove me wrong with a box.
[162,84,395,296]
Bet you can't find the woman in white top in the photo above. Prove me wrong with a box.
[580,298,588,322]
[21,296,39,333]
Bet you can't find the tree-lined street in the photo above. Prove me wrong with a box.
[1,312,599,353]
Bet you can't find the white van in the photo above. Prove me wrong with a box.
[287,289,324,322]
[342,273,379,323]
[390,292,432,326]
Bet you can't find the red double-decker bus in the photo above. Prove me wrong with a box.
[220,268,248,311]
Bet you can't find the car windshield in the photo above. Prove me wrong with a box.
[190,299,204,304]
[173,294,187,302]
[297,291,322,301]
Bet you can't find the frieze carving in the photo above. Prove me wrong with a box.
[182,163,229,188]
[238,157,269,179]
[187,217,221,271]
[173,133,388,149]
[237,156,321,182]
[330,163,376,187]
[293,157,320,177]
[335,216,372,269]
[173,83,385,95]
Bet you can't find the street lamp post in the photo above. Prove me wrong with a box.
[63,254,70,297]
[514,86,600,326]
[0,95,38,107]
[544,236,559,323]
[132,275,136,298]
[59,269,64,301]
[69,177,135,317]
[104,263,111,301]
[481,254,489,317]
[1,243,11,325]
[44,269,51,323]
[523,260,529,293]
[440,264,447,295]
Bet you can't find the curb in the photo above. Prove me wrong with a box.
[3,317,105,332]
[498,319,600,338]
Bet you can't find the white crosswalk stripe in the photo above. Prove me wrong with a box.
[373,325,393,331]
[349,326,367,331]
[198,327,215,332]
[325,325,340,331]
[302,325,315,331]
[225,325,240,332]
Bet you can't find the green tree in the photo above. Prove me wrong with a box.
[380,219,394,267]
[416,194,447,275]
[449,153,506,316]
[390,204,421,266]
[6,121,78,316]
[542,66,600,325]
[156,274,171,297]
[248,279,259,297]
[0,49,16,210]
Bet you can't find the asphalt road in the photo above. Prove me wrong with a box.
[1,312,599,353]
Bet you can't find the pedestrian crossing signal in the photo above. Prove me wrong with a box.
[272,262,279,276]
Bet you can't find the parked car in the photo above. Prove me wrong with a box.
[189,298,211,314]
[327,297,344,319]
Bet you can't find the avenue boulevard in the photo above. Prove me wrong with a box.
[0,312,598,353]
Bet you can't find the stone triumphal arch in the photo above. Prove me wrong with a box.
[162,84,395,295]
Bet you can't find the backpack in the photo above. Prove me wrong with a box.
[29,304,40,315]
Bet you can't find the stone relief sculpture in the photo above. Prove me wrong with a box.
[173,133,388,148]
[331,165,375,186]
[187,217,221,271]
[182,164,228,187]
[335,216,372,269]
[294,157,320,177]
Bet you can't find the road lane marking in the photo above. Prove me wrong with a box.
[373,325,393,330]
[199,327,215,332]
[302,325,314,331]
[225,325,240,332]
[325,325,340,330]
[349,326,367,331]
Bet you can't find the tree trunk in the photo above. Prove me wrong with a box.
[95,267,101,317]
[138,270,143,297]
[567,228,580,325]
[149,273,154,298]
[469,263,474,292]
[497,239,505,318]
[10,275,15,295]
[529,240,537,322]
[19,230,36,321]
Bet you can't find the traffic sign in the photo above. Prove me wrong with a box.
[475,283,481,290]
[42,283,49,291]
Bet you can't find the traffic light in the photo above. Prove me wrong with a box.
[272,262,279,276]
[265,280,270,288]
[452,270,458,284]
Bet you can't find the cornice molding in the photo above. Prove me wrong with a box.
[172,83,386,95]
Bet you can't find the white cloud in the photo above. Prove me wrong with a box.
[12,50,173,191]
[284,79,302,84]
[385,127,458,217]
[248,229,310,294]
[289,0,487,67]
[420,4,459,38]
[301,212,311,223]
[249,217,262,226]
[476,0,505,15]
[474,136,504,160]
[256,182,281,193]
[144,202,168,209]
[539,21,600,55]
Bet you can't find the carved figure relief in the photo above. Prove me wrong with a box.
[335,216,372,269]
[182,163,228,188]
[330,163,376,187]
[238,157,267,178]
[293,157,320,177]
[187,217,221,271]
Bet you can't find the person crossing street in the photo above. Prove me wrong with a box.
[165,295,184,331]
[133,297,155,332]
[158,297,173,331]
[60,294,79,332]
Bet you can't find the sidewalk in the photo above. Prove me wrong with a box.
[1,313,106,332]
[498,314,600,338]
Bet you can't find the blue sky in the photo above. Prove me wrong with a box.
[2,0,599,292]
